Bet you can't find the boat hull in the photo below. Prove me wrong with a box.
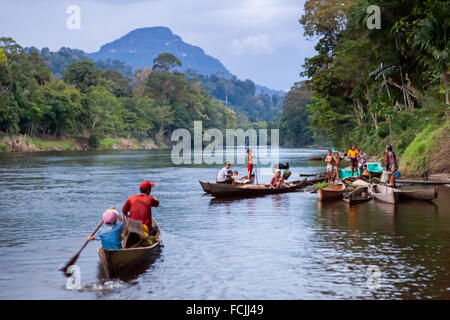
[318,183,345,201]
[199,179,307,198]
[397,187,438,201]
[370,184,399,204]
[98,219,161,277]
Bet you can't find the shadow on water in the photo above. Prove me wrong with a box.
[97,247,162,282]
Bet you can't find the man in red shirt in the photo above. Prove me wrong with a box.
[122,180,159,234]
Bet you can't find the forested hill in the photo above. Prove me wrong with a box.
[23,26,285,123]
[88,27,230,76]
[297,0,449,176]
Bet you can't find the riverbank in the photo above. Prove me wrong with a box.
[0,134,167,152]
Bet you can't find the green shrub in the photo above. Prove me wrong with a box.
[88,134,99,149]
[315,182,329,190]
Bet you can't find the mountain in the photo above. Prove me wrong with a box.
[87,27,230,76]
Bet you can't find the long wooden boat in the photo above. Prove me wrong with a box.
[98,218,161,277]
[395,187,438,201]
[369,184,399,204]
[318,183,345,201]
[343,186,371,205]
[199,179,307,198]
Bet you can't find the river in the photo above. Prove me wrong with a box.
[0,148,449,299]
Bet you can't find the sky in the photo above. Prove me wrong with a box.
[0,0,317,90]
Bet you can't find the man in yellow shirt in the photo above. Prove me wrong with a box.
[347,145,359,177]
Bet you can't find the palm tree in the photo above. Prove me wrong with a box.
[412,2,449,105]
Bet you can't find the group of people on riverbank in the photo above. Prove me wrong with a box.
[325,144,398,187]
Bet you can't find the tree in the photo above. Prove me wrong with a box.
[63,60,99,93]
[152,53,182,72]
[411,1,449,105]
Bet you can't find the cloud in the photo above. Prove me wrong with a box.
[230,34,273,56]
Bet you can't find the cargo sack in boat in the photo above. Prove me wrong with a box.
[122,217,146,249]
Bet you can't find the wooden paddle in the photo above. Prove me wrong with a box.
[60,220,104,274]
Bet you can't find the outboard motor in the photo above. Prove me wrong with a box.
[273,162,289,170]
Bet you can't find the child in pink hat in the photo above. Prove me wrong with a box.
[87,208,124,250]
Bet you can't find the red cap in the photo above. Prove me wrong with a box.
[140,180,155,192]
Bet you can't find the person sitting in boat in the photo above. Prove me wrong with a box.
[216,162,233,184]
[347,144,359,177]
[122,180,159,235]
[360,164,370,180]
[232,171,244,184]
[270,169,289,189]
[325,150,334,183]
[87,208,124,250]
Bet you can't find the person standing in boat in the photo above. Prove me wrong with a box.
[246,149,254,180]
[333,151,341,182]
[87,208,124,250]
[386,144,398,187]
[358,149,367,170]
[324,150,334,183]
[122,180,159,235]
[216,162,233,184]
[347,145,359,177]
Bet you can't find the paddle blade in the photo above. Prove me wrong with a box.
[59,253,80,274]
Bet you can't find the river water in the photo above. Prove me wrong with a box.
[0,148,449,299]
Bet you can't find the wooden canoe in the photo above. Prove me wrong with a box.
[395,187,438,201]
[343,186,371,205]
[199,179,307,198]
[318,183,345,201]
[98,218,161,277]
[369,184,399,204]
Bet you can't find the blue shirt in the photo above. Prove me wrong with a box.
[95,222,124,250]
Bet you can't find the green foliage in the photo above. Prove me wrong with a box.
[0,142,11,152]
[298,0,449,166]
[186,70,284,122]
[0,37,238,147]
[314,181,329,190]
[88,134,100,149]
[63,60,99,93]
[279,82,313,146]
[99,137,119,149]
[399,121,449,176]
[30,137,77,150]
[152,53,182,72]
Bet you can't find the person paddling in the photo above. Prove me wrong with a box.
[87,208,124,250]
[122,180,159,235]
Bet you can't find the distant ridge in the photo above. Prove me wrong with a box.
[87,26,231,76]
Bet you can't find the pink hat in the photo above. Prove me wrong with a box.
[102,208,119,224]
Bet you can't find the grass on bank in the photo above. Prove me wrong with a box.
[399,120,449,177]
[31,138,77,151]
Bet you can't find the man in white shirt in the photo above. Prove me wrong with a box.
[216,162,232,183]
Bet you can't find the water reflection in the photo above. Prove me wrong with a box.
[0,149,449,299]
